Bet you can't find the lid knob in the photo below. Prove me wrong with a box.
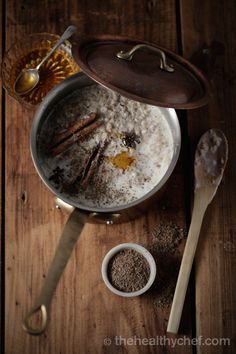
[116,44,175,73]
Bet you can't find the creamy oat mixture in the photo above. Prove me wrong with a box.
[38,85,174,208]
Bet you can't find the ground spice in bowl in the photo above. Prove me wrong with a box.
[108,249,151,292]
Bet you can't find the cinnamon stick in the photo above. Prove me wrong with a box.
[51,120,102,157]
[49,112,97,148]
[80,140,108,188]
[62,140,109,191]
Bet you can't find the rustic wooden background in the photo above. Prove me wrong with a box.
[2,0,236,353]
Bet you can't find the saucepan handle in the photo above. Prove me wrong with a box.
[116,44,174,73]
[22,208,86,335]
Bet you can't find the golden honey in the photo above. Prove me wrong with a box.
[109,151,135,171]
[12,48,79,105]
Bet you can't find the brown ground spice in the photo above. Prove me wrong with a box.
[149,223,186,308]
[108,249,150,292]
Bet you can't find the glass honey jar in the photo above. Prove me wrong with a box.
[1,33,80,108]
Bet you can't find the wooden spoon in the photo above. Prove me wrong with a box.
[167,129,228,334]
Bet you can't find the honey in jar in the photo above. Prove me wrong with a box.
[12,48,79,105]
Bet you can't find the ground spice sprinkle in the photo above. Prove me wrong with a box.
[149,222,186,308]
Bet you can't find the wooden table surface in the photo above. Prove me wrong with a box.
[2,0,236,353]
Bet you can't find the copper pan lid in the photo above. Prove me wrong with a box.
[72,35,209,109]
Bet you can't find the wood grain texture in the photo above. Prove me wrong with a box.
[180,0,236,352]
[4,1,193,353]
[1,0,4,344]
[0,0,4,238]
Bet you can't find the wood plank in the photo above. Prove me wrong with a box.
[5,1,192,353]
[0,0,3,241]
[180,0,236,352]
[0,0,5,347]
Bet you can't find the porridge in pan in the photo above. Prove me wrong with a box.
[38,85,174,208]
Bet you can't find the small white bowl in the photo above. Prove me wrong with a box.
[101,243,156,297]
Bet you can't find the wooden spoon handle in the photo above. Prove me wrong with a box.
[167,189,210,334]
